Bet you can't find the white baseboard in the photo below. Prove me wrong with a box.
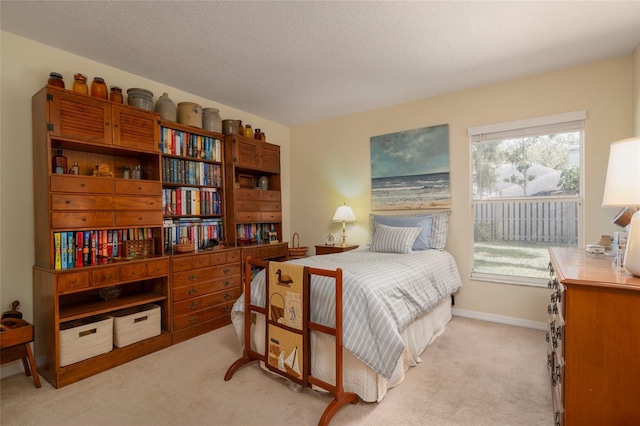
[1,360,26,380]
[452,308,547,331]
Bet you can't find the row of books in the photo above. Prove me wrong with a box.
[54,228,154,270]
[162,157,222,187]
[162,187,222,216]
[160,127,222,161]
[236,223,277,242]
[163,218,224,253]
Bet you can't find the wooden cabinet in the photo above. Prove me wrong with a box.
[547,248,640,425]
[224,134,285,250]
[32,86,170,388]
[170,248,241,343]
[46,87,159,152]
[315,244,359,255]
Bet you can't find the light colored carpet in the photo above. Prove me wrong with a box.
[0,317,552,425]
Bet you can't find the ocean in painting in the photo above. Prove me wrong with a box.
[372,172,451,210]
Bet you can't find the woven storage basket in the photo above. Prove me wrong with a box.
[111,303,161,348]
[173,237,194,254]
[288,233,307,258]
[124,238,154,258]
[59,314,113,367]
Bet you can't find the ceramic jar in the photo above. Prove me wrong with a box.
[222,119,240,135]
[258,176,269,190]
[91,77,108,99]
[155,93,177,121]
[203,108,222,133]
[177,102,203,128]
[72,73,88,94]
[48,72,65,88]
[109,86,123,104]
[127,88,154,111]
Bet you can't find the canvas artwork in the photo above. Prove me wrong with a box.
[370,124,450,210]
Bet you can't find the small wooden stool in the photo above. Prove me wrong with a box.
[0,318,41,388]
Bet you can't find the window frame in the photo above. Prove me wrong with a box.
[468,111,585,287]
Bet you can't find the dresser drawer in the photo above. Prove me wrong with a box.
[115,210,162,227]
[172,275,241,302]
[235,200,261,211]
[269,243,288,257]
[172,264,241,288]
[172,301,235,330]
[234,188,261,201]
[147,258,169,277]
[260,211,281,222]
[51,211,114,228]
[56,271,90,293]
[120,262,147,281]
[260,190,281,201]
[115,179,162,196]
[235,211,261,222]
[50,175,112,194]
[91,266,120,286]
[173,288,241,316]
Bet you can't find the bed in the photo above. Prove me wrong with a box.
[230,211,462,402]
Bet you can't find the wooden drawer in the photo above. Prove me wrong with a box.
[173,288,241,316]
[147,258,169,277]
[172,275,241,302]
[51,211,114,228]
[115,179,162,196]
[56,271,90,293]
[226,249,241,263]
[120,262,147,281]
[269,244,289,257]
[115,210,162,227]
[235,200,261,211]
[172,255,195,272]
[172,301,235,331]
[235,211,261,222]
[91,266,120,286]
[261,190,281,201]
[51,194,161,211]
[260,211,281,222]
[172,264,241,288]
[235,188,261,200]
[50,175,113,194]
[192,253,211,269]
[260,201,282,212]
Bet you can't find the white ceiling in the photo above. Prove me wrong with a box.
[2,1,640,126]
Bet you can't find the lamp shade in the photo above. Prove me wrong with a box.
[602,137,640,207]
[332,205,356,222]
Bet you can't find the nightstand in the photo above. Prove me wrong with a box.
[315,244,359,255]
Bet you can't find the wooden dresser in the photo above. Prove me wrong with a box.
[547,247,640,425]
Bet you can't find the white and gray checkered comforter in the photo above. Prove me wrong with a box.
[231,248,461,379]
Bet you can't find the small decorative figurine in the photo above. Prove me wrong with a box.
[92,163,113,177]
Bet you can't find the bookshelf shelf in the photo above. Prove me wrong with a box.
[32,86,171,388]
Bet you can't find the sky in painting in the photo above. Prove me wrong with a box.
[370,124,449,178]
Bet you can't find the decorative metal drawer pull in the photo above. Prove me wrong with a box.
[223,280,230,287]
[224,293,232,300]
[188,316,198,324]
[187,302,198,309]
[188,288,197,295]
[187,274,197,281]
[223,267,230,274]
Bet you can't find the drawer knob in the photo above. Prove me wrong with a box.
[137,186,142,190]
[103,274,111,280]
[223,267,230,274]
[82,218,87,222]
[70,279,77,284]
[187,302,198,309]
[188,288,197,295]
[223,306,231,313]
[188,316,198,324]
[81,183,86,187]
[223,293,232,300]
[187,274,197,281]
[223,280,230,287]
[65,200,71,204]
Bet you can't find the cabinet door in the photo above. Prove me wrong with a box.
[112,106,159,152]
[260,143,280,172]
[233,138,259,169]
[48,90,112,145]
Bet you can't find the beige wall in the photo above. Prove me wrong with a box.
[0,31,291,325]
[290,56,634,324]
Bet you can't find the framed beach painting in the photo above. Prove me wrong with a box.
[370,124,450,210]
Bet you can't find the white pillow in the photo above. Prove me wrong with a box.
[370,224,421,254]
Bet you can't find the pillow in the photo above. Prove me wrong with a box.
[370,210,450,250]
[371,214,433,250]
[370,223,421,254]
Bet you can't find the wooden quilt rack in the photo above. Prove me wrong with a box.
[224,257,358,425]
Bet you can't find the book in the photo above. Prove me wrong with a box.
[83,231,91,266]
[67,231,75,269]
[54,232,62,270]
[76,231,84,268]
[107,229,113,258]
[90,231,97,265]
[60,231,68,270]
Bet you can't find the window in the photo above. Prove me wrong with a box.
[469,111,584,285]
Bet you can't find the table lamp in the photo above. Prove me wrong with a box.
[332,204,356,247]
[602,136,640,276]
